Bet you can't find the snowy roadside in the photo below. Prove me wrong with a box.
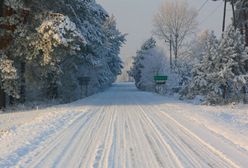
[0,100,61,134]
[157,96,248,152]
[187,103,248,151]
[0,103,91,167]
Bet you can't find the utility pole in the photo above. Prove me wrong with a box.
[169,35,172,69]
[245,6,248,46]
[165,34,173,69]
[231,0,236,29]
[175,33,179,65]
[222,0,227,32]
[221,0,227,99]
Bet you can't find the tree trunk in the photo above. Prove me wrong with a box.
[0,88,6,109]
[223,85,227,100]
[174,34,178,65]
[46,73,58,99]
[245,13,248,46]
[0,1,6,108]
[239,0,248,46]
[0,0,4,16]
[20,62,26,103]
[242,86,247,103]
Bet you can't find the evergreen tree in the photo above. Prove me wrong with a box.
[129,38,156,89]
[0,0,126,104]
[187,31,219,99]
[186,27,248,104]
[102,15,126,79]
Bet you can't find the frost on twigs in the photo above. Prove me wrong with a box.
[0,53,19,98]
[129,37,168,92]
[0,0,125,103]
[35,13,86,65]
[185,26,248,104]
[4,0,24,10]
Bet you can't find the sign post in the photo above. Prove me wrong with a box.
[77,76,90,98]
[154,76,168,85]
[154,75,168,94]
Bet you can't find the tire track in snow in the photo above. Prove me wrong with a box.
[119,102,180,168]
[0,108,92,168]
[158,107,240,168]
[99,106,116,168]
[124,109,136,168]
[88,106,116,168]
[2,83,247,168]
[17,108,100,168]
[54,107,106,168]
[136,105,184,168]
[140,104,239,167]
[142,106,208,167]
[76,107,108,168]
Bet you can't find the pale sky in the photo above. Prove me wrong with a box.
[96,0,232,58]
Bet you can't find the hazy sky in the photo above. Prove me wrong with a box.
[96,0,232,57]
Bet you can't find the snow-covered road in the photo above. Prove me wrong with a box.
[0,83,248,168]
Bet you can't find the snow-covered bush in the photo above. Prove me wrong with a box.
[129,38,156,89]
[139,48,167,91]
[4,0,24,10]
[235,0,248,29]
[129,38,168,92]
[34,13,86,65]
[184,27,248,104]
[0,53,19,98]
[182,31,218,98]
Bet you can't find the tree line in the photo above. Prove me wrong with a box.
[129,0,248,104]
[0,0,126,108]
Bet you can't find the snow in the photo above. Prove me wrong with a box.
[185,27,248,104]
[0,83,248,167]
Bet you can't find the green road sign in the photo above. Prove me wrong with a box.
[154,76,168,84]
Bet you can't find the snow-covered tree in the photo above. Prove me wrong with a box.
[129,38,156,89]
[0,53,19,98]
[4,0,23,10]
[129,38,168,91]
[153,0,198,63]
[235,0,248,46]
[117,56,133,82]
[216,26,248,102]
[0,0,126,105]
[186,27,248,104]
[102,15,126,79]
[34,14,86,65]
[187,30,210,63]
[139,48,167,91]
[185,31,219,99]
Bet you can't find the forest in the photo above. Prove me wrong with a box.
[0,0,126,108]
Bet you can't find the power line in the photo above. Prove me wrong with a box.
[198,0,209,12]
[199,1,223,25]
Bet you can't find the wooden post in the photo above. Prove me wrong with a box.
[0,0,4,16]
[166,35,173,69]
[231,0,236,29]
[169,35,172,69]
[245,8,248,46]
[175,33,178,65]
[222,0,227,32]
[0,88,6,109]
[20,62,26,103]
